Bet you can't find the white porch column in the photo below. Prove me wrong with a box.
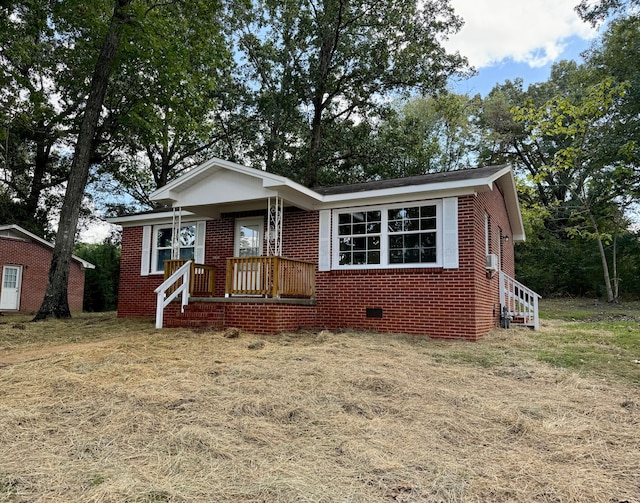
[267,196,283,256]
[171,207,182,259]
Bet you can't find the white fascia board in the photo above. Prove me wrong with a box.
[149,157,297,204]
[495,166,526,242]
[107,210,200,227]
[150,157,225,201]
[262,177,322,202]
[315,182,492,209]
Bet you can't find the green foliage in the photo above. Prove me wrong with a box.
[576,0,640,25]
[99,0,237,209]
[232,0,469,186]
[74,240,120,312]
[362,93,481,180]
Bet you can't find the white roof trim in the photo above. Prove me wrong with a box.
[114,160,525,241]
[0,224,96,269]
[107,210,200,227]
[150,157,321,206]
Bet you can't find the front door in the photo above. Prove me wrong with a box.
[234,218,264,293]
[0,265,22,310]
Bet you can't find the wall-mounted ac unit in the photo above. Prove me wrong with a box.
[486,254,499,271]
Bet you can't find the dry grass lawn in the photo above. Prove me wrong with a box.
[0,308,638,502]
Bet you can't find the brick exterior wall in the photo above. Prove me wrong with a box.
[117,191,515,339]
[117,226,163,317]
[472,188,516,337]
[0,236,86,313]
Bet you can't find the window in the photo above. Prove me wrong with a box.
[151,224,196,273]
[338,210,381,265]
[388,205,437,264]
[485,213,490,255]
[333,201,442,269]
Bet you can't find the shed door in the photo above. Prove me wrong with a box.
[0,265,22,310]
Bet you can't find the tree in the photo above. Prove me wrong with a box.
[576,0,640,25]
[97,0,241,210]
[74,239,120,312]
[584,15,640,198]
[0,0,77,235]
[34,0,133,320]
[512,78,629,301]
[232,0,469,187]
[362,93,481,180]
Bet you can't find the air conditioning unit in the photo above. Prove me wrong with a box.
[486,254,499,271]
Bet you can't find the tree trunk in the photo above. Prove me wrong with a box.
[612,235,619,301]
[33,0,132,321]
[595,236,615,302]
[587,209,615,302]
[303,0,345,187]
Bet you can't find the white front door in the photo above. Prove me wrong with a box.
[235,218,263,257]
[0,265,22,310]
[234,218,264,293]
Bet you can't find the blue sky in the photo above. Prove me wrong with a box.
[445,0,599,96]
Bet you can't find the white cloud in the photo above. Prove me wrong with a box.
[446,0,598,68]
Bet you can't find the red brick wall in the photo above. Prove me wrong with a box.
[117,191,516,339]
[117,226,163,317]
[471,188,516,335]
[313,198,476,339]
[223,302,318,334]
[0,237,86,313]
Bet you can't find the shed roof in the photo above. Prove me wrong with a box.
[0,225,95,269]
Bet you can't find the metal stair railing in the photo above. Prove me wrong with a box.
[499,271,541,330]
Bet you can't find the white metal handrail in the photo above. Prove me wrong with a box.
[499,271,541,330]
[154,259,191,329]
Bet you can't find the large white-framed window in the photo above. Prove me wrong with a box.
[332,200,443,269]
[151,223,197,274]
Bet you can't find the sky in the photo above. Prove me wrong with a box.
[445,0,599,96]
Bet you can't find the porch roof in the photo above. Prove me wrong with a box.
[114,158,525,241]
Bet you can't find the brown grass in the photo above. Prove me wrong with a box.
[0,313,638,502]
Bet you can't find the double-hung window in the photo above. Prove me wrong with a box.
[333,201,442,269]
[151,224,196,274]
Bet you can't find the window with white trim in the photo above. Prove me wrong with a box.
[151,223,196,274]
[333,201,442,269]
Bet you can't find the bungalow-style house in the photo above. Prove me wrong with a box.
[0,224,95,313]
[111,158,539,339]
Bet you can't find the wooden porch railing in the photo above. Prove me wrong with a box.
[164,259,215,297]
[499,271,541,330]
[225,256,315,298]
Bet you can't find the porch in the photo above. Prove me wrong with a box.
[156,257,316,329]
